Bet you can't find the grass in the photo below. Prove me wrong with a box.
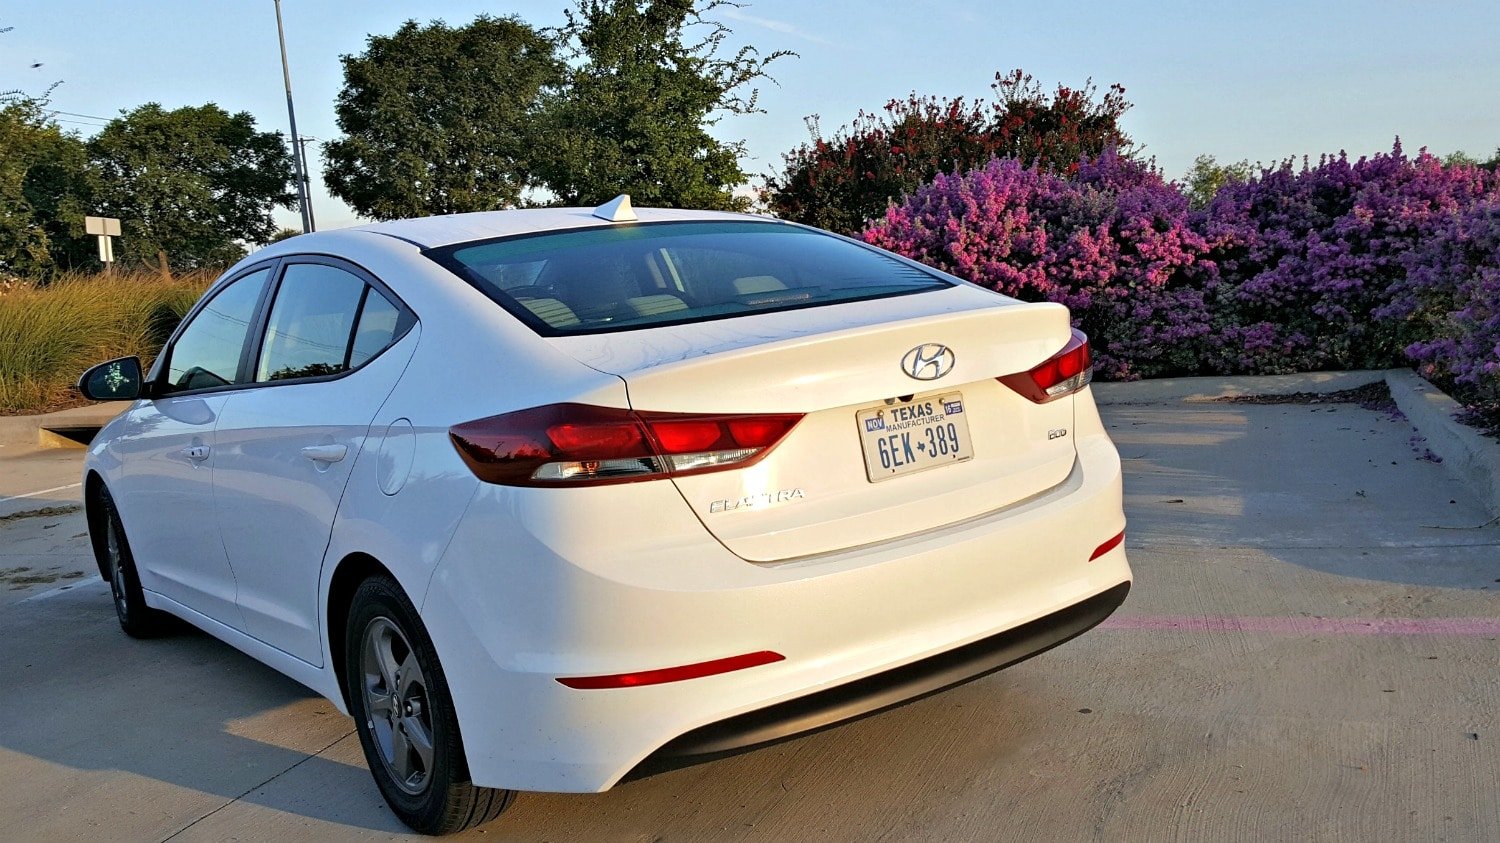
[0,270,214,415]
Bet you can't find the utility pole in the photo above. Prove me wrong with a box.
[274,0,314,232]
[297,135,318,230]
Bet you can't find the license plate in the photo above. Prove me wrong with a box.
[857,392,974,482]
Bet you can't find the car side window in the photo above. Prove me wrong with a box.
[349,288,402,368]
[161,267,273,394]
[255,263,367,382]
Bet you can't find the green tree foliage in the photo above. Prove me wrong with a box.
[89,103,295,271]
[0,99,93,276]
[533,0,791,210]
[1445,148,1500,173]
[765,71,1134,233]
[322,16,562,220]
[1180,154,1255,209]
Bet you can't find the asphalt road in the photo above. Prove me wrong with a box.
[3,385,1497,841]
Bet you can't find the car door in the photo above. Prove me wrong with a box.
[212,258,417,665]
[110,264,275,627]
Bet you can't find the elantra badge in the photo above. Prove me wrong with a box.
[709,488,806,513]
[901,343,956,381]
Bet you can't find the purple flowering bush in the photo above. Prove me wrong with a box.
[1381,197,1500,421]
[862,153,1218,379]
[861,141,1499,430]
[1199,142,1493,373]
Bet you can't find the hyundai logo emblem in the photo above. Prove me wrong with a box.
[901,343,956,381]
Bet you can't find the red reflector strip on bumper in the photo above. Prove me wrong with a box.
[1090,530,1126,561]
[556,651,785,690]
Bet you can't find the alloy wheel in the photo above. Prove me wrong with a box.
[105,516,128,618]
[361,616,436,796]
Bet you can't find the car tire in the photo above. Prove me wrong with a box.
[94,486,175,638]
[344,575,515,834]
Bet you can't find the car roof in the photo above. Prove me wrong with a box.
[348,207,782,250]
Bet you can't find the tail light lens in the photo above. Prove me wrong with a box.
[997,329,1093,403]
[450,403,803,486]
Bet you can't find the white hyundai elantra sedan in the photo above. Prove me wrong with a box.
[78,198,1130,834]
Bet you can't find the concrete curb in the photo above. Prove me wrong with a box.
[1384,369,1500,519]
[0,404,127,450]
[1091,370,1389,404]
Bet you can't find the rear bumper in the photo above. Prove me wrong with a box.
[422,430,1128,793]
[627,579,1129,781]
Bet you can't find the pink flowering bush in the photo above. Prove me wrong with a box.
[862,152,1217,379]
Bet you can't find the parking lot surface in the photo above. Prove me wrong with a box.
[3,385,1496,841]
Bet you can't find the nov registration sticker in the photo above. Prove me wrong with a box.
[857,392,974,482]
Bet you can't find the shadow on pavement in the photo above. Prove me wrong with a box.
[1107,398,1500,590]
[2,583,407,836]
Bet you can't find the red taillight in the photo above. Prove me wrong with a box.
[650,420,721,452]
[449,403,803,486]
[997,329,1093,403]
[556,650,785,690]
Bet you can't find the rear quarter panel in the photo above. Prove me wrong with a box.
[312,232,633,702]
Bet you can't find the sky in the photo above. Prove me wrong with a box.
[5,1,1498,232]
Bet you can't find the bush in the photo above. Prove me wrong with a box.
[1198,142,1493,373]
[0,270,211,413]
[1381,197,1500,425]
[767,70,1132,234]
[862,152,1216,379]
[863,140,1500,402]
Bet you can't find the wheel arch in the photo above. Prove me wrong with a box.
[326,551,398,709]
[83,471,110,581]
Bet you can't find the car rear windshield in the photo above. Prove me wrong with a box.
[426,221,952,335]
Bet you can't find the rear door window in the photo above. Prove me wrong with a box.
[253,262,413,383]
[256,264,366,382]
[349,289,402,368]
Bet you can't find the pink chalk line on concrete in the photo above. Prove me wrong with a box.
[1099,615,1500,636]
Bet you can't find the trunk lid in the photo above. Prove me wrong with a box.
[548,287,1079,562]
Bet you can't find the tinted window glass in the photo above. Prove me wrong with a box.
[163,268,271,393]
[349,289,402,368]
[431,221,951,335]
[256,264,364,382]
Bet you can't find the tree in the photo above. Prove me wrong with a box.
[532,0,791,210]
[88,103,295,272]
[323,16,562,220]
[0,99,93,276]
[1180,154,1255,209]
[1,24,93,276]
[1442,148,1500,172]
[766,71,1134,234]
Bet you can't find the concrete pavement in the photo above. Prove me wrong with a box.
[2,379,1496,841]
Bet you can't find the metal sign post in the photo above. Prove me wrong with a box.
[85,216,122,272]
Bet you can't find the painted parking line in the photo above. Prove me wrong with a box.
[0,482,82,505]
[1101,615,1500,636]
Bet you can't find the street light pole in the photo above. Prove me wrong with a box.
[274,0,314,233]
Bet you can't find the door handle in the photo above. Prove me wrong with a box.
[182,445,210,461]
[301,444,348,463]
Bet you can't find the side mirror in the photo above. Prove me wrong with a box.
[78,356,145,401]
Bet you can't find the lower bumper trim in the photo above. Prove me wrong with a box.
[624,580,1131,782]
